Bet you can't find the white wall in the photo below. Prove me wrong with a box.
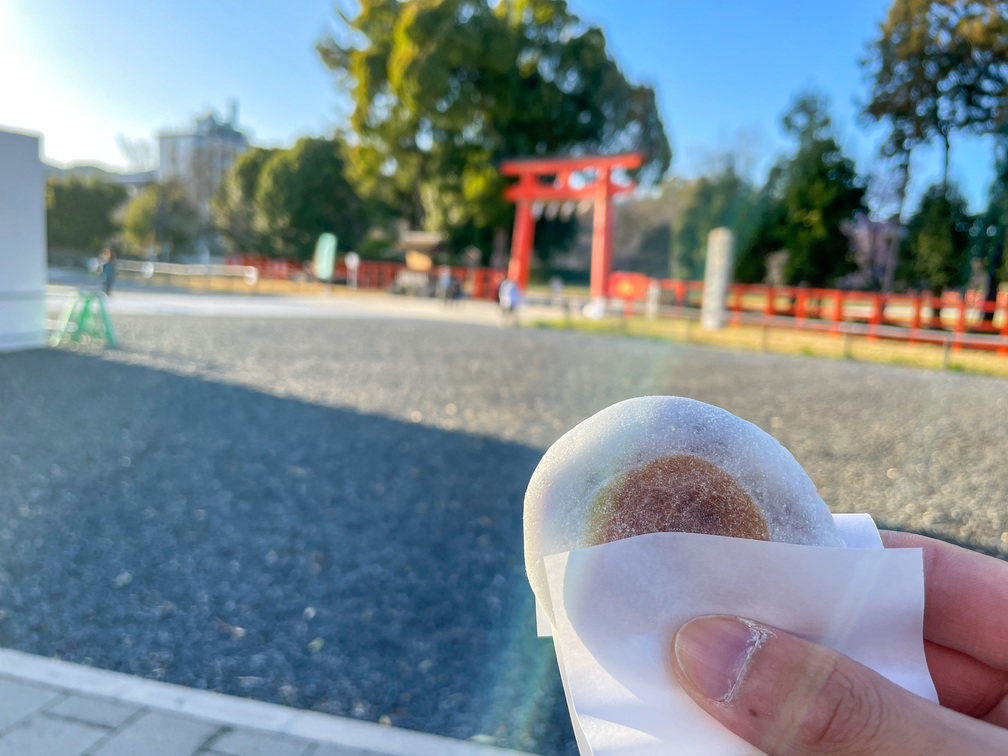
[0,129,47,351]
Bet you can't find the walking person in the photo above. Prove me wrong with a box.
[438,265,452,306]
[498,277,521,326]
[100,248,117,296]
[447,275,462,308]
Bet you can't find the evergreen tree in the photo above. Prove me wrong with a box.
[864,0,1008,193]
[122,183,202,261]
[735,163,788,284]
[737,94,865,287]
[46,176,127,255]
[901,184,972,293]
[317,0,671,260]
[253,138,366,260]
[211,147,278,256]
[671,163,757,280]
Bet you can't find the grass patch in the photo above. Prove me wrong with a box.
[532,314,1008,379]
[525,282,592,298]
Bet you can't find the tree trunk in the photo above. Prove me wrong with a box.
[895,149,910,221]
[411,184,424,229]
[942,131,951,194]
[983,231,1005,322]
[882,149,910,293]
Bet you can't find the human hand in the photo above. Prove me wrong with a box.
[669,530,1008,754]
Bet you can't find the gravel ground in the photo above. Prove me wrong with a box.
[2,315,1007,755]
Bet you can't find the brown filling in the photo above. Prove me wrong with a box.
[589,453,770,544]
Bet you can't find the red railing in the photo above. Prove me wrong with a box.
[226,255,306,279]
[226,256,508,302]
[609,275,1008,356]
[337,261,507,300]
[224,258,1008,355]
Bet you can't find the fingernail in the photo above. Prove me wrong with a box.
[673,616,769,704]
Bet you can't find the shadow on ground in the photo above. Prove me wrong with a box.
[0,350,573,755]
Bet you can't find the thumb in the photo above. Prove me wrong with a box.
[671,615,1005,755]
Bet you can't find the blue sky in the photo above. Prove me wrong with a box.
[0,0,998,213]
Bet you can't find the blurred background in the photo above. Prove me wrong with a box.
[2,0,1005,294]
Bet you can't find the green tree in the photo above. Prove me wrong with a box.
[671,163,757,279]
[901,184,972,292]
[46,176,127,255]
[970,134,1008,311]
[735,163,789,284]
[122,182,201,261]
[253,138,366,260]
[864,0,1008,197]
[780,100,865,286]
[986,134,1008,285]
[738,94,865,287]
[211,147,278,255]
[317,0,671,258]
[863,0,937,202]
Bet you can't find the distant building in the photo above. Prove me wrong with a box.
[157,102,249,216]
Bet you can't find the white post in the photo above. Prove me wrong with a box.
[345,251,360,289]
[645,279,661,319]
[700,227,735,331]
[0,129,47,351]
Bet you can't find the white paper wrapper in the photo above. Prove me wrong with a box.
[535,514,936,755]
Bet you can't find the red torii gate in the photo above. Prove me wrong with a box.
[501,152,642,299]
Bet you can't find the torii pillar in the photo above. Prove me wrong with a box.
[501,153,642,299]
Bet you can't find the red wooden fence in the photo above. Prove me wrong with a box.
[621,276,1008,356]
[226,256,1008,356]
[226,256,508,302]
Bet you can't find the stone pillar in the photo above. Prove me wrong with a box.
[0,129,47,351]
[700,228,735,331]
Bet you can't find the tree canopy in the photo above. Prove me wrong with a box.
[863,0,1008,189]
[211,147,278,256]
[738,94,865,287]
[212,139,366,261]
[671,163,758,280]
[317,0,671,249]
[253,138,366,260]
[46,176,127,255]
[122,182,202,260]
[985,133,1008,283]
[900,183,973,292]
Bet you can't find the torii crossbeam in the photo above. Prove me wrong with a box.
[501,152,642,299]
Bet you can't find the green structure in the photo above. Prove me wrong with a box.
[313,232,337,281]
[50,291,117,348]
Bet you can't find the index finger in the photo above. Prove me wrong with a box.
[880,530,1008,671]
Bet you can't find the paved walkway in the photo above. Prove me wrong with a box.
[45,274,570,328]
[0,649,530,756]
